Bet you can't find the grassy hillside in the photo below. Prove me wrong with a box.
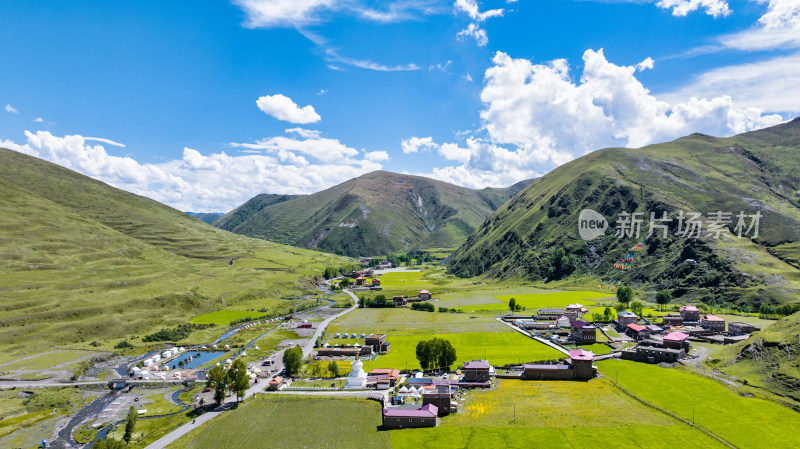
[0,148,344,362]
[220,171,532,257]
[448,118,800,308]
[212,193,301,231]
[712,311,800,401]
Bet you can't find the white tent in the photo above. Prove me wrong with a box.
[399,386,409,393]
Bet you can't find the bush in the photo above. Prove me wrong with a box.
[411,302,435,312]
[114,340,134,349]
[142,323,213,342]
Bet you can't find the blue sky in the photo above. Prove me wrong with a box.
[1,0,798,211]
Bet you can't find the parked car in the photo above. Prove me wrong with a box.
[202,387,211,393]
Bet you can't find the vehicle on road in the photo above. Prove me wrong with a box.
[202,387,211,393]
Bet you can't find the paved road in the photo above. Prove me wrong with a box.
[0,379,182,389]
[495,317,571,356]
[144,289,360,449]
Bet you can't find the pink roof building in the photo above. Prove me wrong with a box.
[663,331,689,342]
[383,403,438,418]
[569,349,594,361]
[680,305,699,312]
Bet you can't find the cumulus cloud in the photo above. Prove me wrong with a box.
[479,49,782,166]
[231,128,359,162]
[33,117,44,123]
[256,94,321,124]
[656,0,731,17]
[364,150,390,161]
[401,136,438,154]
[636,57,655,71]
[2,130,383,211]
[233,0,337,28]
[5,104,18,114]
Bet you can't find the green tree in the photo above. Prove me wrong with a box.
[94,437,125,449]
[327,361,340,377]
[123,405,137,444]
[603,306,613,322]
[616,286,634,305]
[437,339,457,370]
[228,359,250,402]
[508,298,517,312]
[415,340,433,370]
[655,289,672,312]
[630,301,644,317]
[545,247,578,281]
[311,362,323,378]
[206,364,229,405]
[282,345,303,377]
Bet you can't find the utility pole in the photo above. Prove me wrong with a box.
[692,406,695,425]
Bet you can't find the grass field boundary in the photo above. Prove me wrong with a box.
[602,374,737,449]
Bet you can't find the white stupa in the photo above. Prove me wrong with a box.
[344,356,367,389]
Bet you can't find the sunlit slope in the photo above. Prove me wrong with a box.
[223,170,533,256]
[449,118,800,306]
[0,148,344,360]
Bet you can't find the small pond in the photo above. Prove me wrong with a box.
[164,350,226,370]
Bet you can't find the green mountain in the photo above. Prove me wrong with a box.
[218,171,533,257]
[187,212,224,224]
[714,311,800,402]
[448,118,800,308]
[213,193,301,231]
[0,148,343,359]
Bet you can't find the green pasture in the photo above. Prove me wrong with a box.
[454,291,613,312]
[597,360,800,448]
[328,307,507,336]
[189,310,261,326]
[361,332,563,371]
[168,396,389,449]
[0,350,91,371]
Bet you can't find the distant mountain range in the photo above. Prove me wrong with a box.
[186,212,224,224]
[214,171,533,257]
[448,118,800,306]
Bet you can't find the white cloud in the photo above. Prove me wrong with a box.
[454,0,504,21]
[5,104,18,114]
[477,49,782,167]
[317,89,328,96]
[364,150,390,161]
[665,51,800,113]
[401,136,438,154]
[2,129,383,211]
[636,57,655,71]
[464,73,473,82]
[454,0,504,46]
[233,0,337,28]
[429,60,453,72]
[323,48,421,71]
[33,117,44,123]
[656,0,731,17]
[717,0,800,51]
[85,137,126,148]
[456,23,489,46]
[256,94,322,124]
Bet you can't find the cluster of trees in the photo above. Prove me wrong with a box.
[282,345,304,377]
[544,247,578,281]
[591,306,615,323]
[415,338,457,371]
[143,323,213,342]
[358,294,395,308]
[616,286,634,305]
[411,302,435,312]
[759,303,800,317]
[437,306,462,313]
[310,361,341,378]
[206,358,251,404]
[114,340,134,349]
[321,263,361,280]
[508,298,525,312]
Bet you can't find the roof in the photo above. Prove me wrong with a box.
[569,349,594,361]
[419,290,429,294]
[626,323,647,332]
[663,331,689,341]
[566,303,583,309]
[680,305,700,312]
[366,333,387,339]
[729,321,754,327]
[571,320,587,328]
[369,368,400,379]
[270,376,284,384]
[463,360,490,369]
[618,311,638,318]
[383,404,438,418]
[524,364,571,370]
[702,314,725,322]
[539,308,565,314]
[645,325,664,332]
